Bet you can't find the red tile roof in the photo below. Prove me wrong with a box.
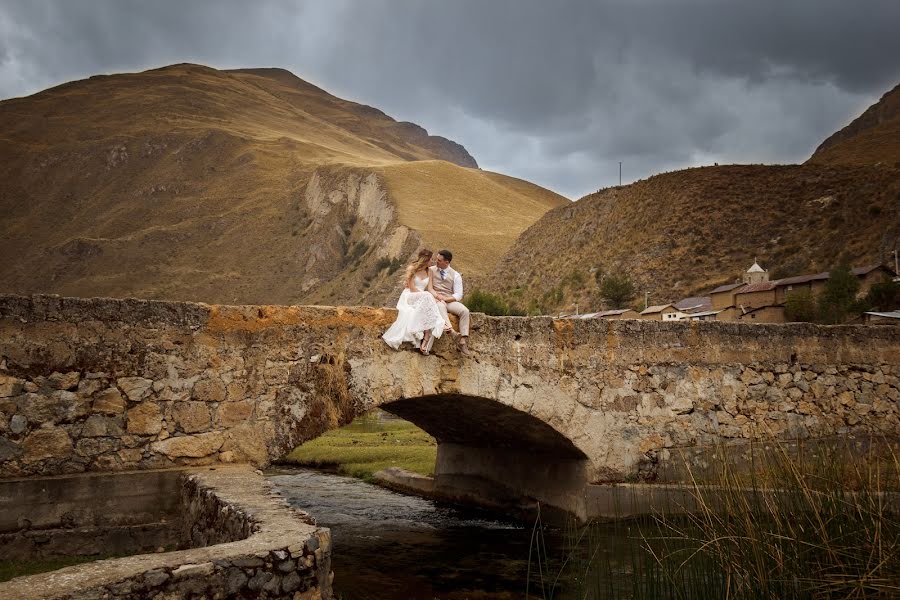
[710,282,744,294]
[735,281,776,294]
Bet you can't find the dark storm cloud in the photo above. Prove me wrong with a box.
[1,0,898,198]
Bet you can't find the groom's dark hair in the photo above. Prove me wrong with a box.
[437,249,453,262]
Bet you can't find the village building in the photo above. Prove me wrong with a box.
[864,310,900,324]
[640,304,679,321]
[678,261,896,324]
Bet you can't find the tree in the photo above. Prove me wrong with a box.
[818,262,860,324]
[784,289,817,322]
[600,274,636,309]
[865,276,900,311]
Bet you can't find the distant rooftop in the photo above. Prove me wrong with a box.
[641,304,674,315]
[736,281,776,294]
[674,296,712,313]
[710,282,744,294]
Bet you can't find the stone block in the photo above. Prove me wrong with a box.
[117,377,154,401]
[16,393,58,423]
[232,556,265,568]
[126,402,163,435]
[92,387,126,415]
[193,379,226,403]
[173,401,211,433]
[225,567,249,594]
[77,377,106,397]
[48,371,81,390]
[248,571,273,591]
[81,415,124,438]
[222,424,270,465]
[217,401,253,427]
[173,562,215,579]
[151,431,224,458]
[226,381,247,401]
[75,437,119,457]
[0,375,24,398]
[22,426,72,462]
[9,414,27,434]
[0,437,23,461]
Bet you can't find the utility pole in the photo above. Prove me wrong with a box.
[619,161,622,186]
[894,249,898,276]
[644,291,650,309]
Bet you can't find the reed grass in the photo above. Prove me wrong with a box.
[530,436,900,599]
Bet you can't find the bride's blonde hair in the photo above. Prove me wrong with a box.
[405,248,433,283]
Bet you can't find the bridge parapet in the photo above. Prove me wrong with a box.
[1,294,898,498]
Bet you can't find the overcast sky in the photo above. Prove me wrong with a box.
[1,1,898,199]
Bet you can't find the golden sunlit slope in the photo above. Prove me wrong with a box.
[0,63,564,306]
[493,164,899,314]
[808,83,900,166]
[377,161,567,276]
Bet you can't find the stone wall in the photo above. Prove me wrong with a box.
[1,294,898,484]
[0,294,371,477]
[0,466,333,599]
[0,469,182,560]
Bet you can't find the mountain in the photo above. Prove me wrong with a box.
[808,83,900,166]
[0,64,567,305]
[492,163,898,314]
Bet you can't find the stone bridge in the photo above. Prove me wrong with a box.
[1,295,898,517]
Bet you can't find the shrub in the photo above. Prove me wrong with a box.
[373,257,392,272]
[566,269,586,289]
[542,286,564,308]
[387,257,404,274]
[347,240,370,264]
[466,289,523,316]
[784,289,817,322]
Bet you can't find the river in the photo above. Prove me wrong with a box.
[268,467,654,600]
[267,467,566,599]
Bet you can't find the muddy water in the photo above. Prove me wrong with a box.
[268,467,572,600]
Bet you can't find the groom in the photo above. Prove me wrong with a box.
[430,249,471,356]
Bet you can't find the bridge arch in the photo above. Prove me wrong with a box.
[379,393,590,518]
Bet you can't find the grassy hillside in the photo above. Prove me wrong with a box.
[0,64,566,306]
[808,83,900,167]
[492,163,899,314]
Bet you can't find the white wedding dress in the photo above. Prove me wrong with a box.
[382,274,447,350]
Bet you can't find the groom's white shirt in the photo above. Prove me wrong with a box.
[431,265,463,301]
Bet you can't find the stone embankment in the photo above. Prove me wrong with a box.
[0,465,332,599]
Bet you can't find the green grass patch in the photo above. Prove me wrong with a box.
[282,414,437,481]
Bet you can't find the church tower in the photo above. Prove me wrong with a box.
[743,260,769,285]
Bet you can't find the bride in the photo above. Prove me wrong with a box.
[382,248,449,354]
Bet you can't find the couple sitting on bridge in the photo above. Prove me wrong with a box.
[381,248,472,356]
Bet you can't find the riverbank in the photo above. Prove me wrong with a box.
[280,413,437,480]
